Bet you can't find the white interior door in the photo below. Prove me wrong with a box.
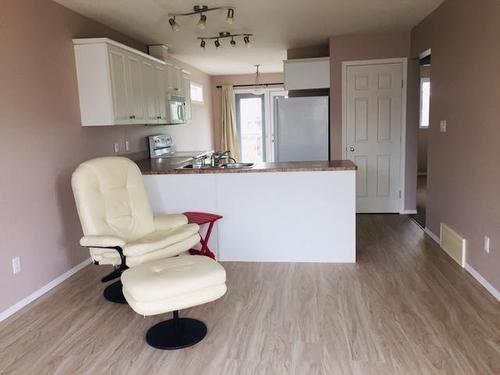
[345,62,404,213]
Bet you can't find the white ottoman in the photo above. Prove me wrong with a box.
[121,255,227,349]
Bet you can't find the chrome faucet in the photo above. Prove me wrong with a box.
[210,151,236,167]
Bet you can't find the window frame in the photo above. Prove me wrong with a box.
[190,82,204,104]
[419,77,430,128]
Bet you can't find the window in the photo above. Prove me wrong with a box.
[236,93,265,163]
[420,78,430,128]
[190,82,204,103]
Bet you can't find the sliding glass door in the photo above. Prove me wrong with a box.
[235,88,287,163]
[235,93,266,163]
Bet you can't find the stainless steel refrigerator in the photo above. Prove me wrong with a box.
[275,96,329,162]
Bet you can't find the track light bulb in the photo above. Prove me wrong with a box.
[226,8,235,24]
[197,14,207,30]
[200,39,206,49]
[243,35,250,47]
[214,39,221,48]
[169,17,180,32]
[230,38,236,47]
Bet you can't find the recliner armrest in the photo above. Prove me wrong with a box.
[154,214,188,231]
[80,235,126,248]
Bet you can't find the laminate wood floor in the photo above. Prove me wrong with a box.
[1,215,499,375]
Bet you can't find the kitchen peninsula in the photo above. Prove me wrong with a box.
[137,159,357,263]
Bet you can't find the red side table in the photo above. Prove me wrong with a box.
[183,212,223,260]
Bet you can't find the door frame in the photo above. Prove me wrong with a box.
[341,57,408,214]
[234,87,285,162]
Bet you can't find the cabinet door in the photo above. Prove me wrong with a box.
[108,48,131,123]
[126,54,145,123]
[173,66,183,93]
[164,63,175,91]
[155,64,167,124]
[183,75,192,122]
[142,60,159,124]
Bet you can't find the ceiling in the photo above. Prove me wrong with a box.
[54,0,444,75]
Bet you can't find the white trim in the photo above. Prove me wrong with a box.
[341,58,408,214]
[73,38,166,65]
[283,57,330,64]
[401,209,417,214]
[0,258,92,322]
[464,263,500,301]
[424,227,440,244]
[419,48,431,59]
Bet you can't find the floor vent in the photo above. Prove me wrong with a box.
[440,223,466,267]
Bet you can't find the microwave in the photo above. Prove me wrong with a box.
[166,94,186,125]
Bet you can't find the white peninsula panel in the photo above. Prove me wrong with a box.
[143,170,356,263]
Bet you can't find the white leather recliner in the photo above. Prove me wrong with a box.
[72,156,200,303]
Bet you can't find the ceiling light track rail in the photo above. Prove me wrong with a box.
[168,5,235,31]
[198,32,253,48]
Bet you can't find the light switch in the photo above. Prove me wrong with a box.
[12,256,21,274]
[484,236,490,254]
[440,120,447,133]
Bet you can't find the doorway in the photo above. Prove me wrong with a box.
[235,88,286,163]
[411,53,431,227]
[342,59,407,213]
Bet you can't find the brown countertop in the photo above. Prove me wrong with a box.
[136,158,357,175]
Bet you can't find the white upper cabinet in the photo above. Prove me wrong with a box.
[284,57,330,90]
[183,73,192,122]
[73,38,189,126]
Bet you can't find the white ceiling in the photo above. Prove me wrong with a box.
[54,0,444,75]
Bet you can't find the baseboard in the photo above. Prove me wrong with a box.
[0,258,92,323]
[424,227,440,244]
[401,209,417,215]
[465,263,500,301]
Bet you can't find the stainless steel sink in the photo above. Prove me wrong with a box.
[178,163,253,170]
[221,163,254,169]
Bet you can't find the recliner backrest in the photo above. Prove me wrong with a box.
[72,157,155,241]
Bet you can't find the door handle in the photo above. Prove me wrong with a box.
[349,146,355,152]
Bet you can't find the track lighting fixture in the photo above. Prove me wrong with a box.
[197,32,252,49]
[168,5,235,31]
[168,17,180,32]
[197,13,207,29]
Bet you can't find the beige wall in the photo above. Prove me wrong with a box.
[411,0,500,290]
[0,0,213,313]
[329,32,418,210]
[210,73,284,151]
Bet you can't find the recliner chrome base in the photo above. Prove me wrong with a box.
[146,311,207,350]
[103,280,127,304]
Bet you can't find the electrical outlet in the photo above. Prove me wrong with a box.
[484,236,490,254]
[440,120,447,133]
[113,142,119,153]
[12,256,21,274]
[125,140,130,152]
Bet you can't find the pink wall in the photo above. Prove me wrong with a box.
[329,32,418,211]
[0,0,213,313]
[211,73,284,151]
[411,0,500,291]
